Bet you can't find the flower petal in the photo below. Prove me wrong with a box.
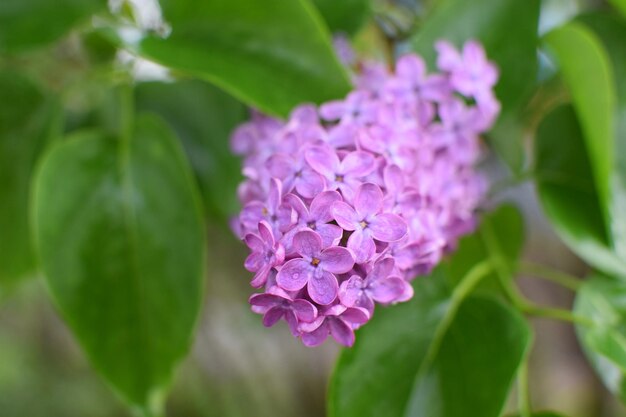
[257,220,275,246]
[347,230,376,264]
[340,307,370,325]
[341,151,376,177]
[268,178,282,212]
[305,145,339,178]
[370,276,407,303]
[244,233,264,254]
[355,183,383,218]
[319,246,354,274]
[310,190,342,222]
[295,169,325,198]
[330,201,358,230]
[276,258,311,291]
[383,164,404,196]
[266,154,292,179]
[250,264,273,288]
[328,318,355,347]
[307,270,339,305]
[368,257,395,283]
[369,213,407,242]
[301,321,329,347]
[284,193,309,221]
[263,307,285,327]
[292,230,323,258]
[249,292,284,308]
[292,299,318,323]
[316,223,343,248]
[339,275,364,307]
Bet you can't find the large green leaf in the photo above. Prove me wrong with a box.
[312,0,370,35]
[507,413,568,417]
[575,275,626,401]
[411,0,540,173]
[544,22,614,232]
[329,268,530,417]
[0,0,105,53]
[121,0,351,117]
[0,72,58,290]
[576,14,626,262]
[33,114,205,409]
[135,80,246,221]
[534,104,626,278]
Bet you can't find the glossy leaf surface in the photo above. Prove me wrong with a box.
[329,263,530,417]
[33,115,205,408]
[125,0,351,117]
[535,104,626,278]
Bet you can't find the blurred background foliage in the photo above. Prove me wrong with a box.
[2,0,626,416]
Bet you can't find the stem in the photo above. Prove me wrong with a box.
[522,305,594,326]
[420,261,493,369]
[480,222,593,327]
[518,261,581,291]
[517,355,532,417]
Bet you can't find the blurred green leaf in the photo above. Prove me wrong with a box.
[411,0,540,173]
[329,256,530,417]
[575,14,626,263]
[545,22,614,230]
[312,0,370,35]
[507,413,568,417]
[445,204,524,293]
[0,0,106,53]
[0,72,58,289]
[535,104,626,278]
[575,275,626,401]
[609,0,626,18]
[122,0,351,117]
[135,80,246,221]
[33,114,205,410]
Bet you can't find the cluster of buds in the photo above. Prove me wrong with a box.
[231,40,499,347]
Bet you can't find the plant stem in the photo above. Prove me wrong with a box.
[518,354,532,417]
[518,261,581,291]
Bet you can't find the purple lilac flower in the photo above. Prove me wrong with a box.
[331,183,407,263]
[232,39,500,347]
[276,230,354,305]
[244,220,285,288]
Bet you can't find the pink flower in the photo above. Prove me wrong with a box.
[276,230,354,305]
[234,39,499,347]
[331,183,407,263]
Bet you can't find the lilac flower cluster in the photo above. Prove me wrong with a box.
[231,40,499,347]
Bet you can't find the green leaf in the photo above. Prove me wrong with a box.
[329,266,530,417]
[0,72,58,290]
[33,114,205,409]
[544,22,614,231]
[312,0,370,35]
[411,0,540,173]
[507,413,568,417]
[574,275,626,401]
[122,0,351,117]
[0,0,106,53]
[609,0,626,18]
[575,14,626,263]
[534,104,626,278]
[135,80,246,221]
[445,204,524,293]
